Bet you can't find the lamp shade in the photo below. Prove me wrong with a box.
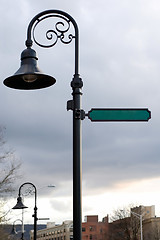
[3,48,56,90]
[10,225,17,235]
[12,196,28,209]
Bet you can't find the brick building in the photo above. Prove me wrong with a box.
[82,215,109,240]
[82,215,108,240]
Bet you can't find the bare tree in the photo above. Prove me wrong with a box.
[0,126,21,196]
[0,126,21,230]
[109,205,141,240]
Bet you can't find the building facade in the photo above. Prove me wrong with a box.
[82,215,109,240]
[30,221,73,240]
[143,217,160,239]
[108,205,159,240]
[30,215,109,240]
[131,205,155,220]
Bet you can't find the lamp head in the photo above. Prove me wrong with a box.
[3,48,56,90]
[12,196,28,209]
[10,225,17,235]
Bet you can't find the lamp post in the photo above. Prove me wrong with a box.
[9,219,24,240]
[4,10,83,240]
[12,182,38,240]
[131,211,143,240]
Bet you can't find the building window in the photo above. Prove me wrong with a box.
[90,226,96,232]
[82,227,86,232]
[90,234,92,240]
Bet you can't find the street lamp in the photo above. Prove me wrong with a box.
[9,219,24,240]
[12,182,38,240]
[4,10,83,240]
[131,211,143,240]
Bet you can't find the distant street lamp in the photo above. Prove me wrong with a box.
[12,182,37,240]
[4,9,83,240]
[131,211,143,240]
[9,219,24,240]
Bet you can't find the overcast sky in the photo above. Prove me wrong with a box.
[1,0,160,224]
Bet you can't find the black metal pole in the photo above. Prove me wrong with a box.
[21,209,24,240]
[33,206,37,240]
[32,185,37,240]
[72,74,83,240]
[21,232,24,240]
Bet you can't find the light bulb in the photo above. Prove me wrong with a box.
[23,74,37,83]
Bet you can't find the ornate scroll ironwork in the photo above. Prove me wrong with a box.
[25,10,79,75]
[20,183,35,197]
[32,14,75,48]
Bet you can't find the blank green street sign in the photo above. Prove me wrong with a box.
[87,108,151,122]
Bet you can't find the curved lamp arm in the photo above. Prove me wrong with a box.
[25,9,79,76]
[13,219,22,225]
[18,182,37,206]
